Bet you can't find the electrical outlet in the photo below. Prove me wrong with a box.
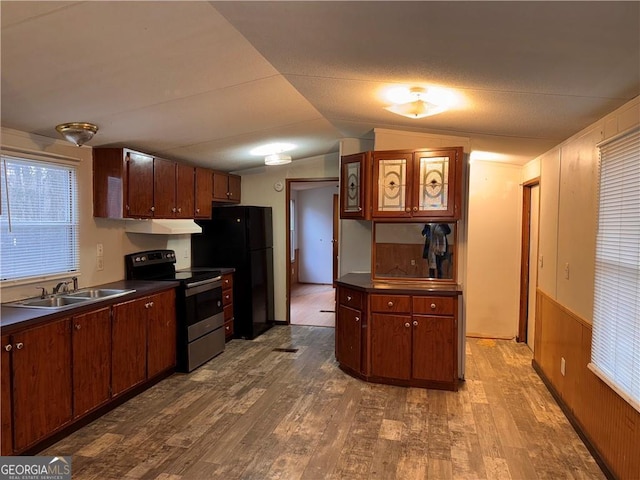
[411,259,416,266]
[97,256,104,271]
[564,262,570,279]
[561,357,566,376]
[183,248,189,259]
[96,243,104,256]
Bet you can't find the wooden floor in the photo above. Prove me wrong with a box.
[290,283,335,328]
[42,327,605,480]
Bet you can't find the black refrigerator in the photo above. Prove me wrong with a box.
[192,206,274,340]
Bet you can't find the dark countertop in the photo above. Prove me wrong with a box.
[1,280,179,334]
[336,273,463,295]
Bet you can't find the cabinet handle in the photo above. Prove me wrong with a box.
[172,207,177,213]
[413,321,418,326]
[225,294,230,300]
[177,207,182,213]
[224,279,229,285]
[405,207,411,212]
[4,344,12,352]
[196,208,200,213]
[355,316,360,322]
[15,342,24,350]
[150,206,155,212]
[149,301,154,307]
[404,323,410,328]
[412,206,418,212]
[225,325,230,331]
[347,295,352,301]
[387,301,394,307]
[75,324,81,330]
[431,303,437,309]
[145,302,150,309]
[357,207,362,211]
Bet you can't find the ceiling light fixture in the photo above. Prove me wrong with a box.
[384,87,447,119]
[250,142,296,156]
[55,122,99,146]
[264,153,292,166]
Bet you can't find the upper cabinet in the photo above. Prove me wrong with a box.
[93,148,231,219]
[340,152,371,220]
[212,171,241,204]
[340,147,463,221]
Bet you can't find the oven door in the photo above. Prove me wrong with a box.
[184,279,223,332]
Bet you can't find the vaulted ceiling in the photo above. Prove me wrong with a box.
[2,1,638,170]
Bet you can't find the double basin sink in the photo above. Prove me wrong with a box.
[4,288,136,311]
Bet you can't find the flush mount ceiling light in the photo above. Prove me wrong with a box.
[264,153,292,166]
[55,122,99,146]
[384,87,448,119]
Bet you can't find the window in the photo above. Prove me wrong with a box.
[589,127,640,413]
[1,156,79,282]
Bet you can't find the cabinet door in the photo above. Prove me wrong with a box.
[195,167,213,218]
[212,171,229,201]
[112,298,148,396]
[227,174,241,203]
[12,318,72,452]
[412,315,456,382]
[126,151,155,218]
[372,152,413,218]
[153,158,177,218]
[370,313,411,379]
[336,305,362,371]
[72,308,111,418]
[1,335,12,455]
[340,152,370,219]
[176,163,195,218]
[411,148,460,218]
[147,290,177,378]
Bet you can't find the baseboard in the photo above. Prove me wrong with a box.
[531,359,616,480]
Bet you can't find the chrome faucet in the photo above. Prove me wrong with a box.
[53,276,78,294]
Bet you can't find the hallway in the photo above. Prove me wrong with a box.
[290,283,335,328]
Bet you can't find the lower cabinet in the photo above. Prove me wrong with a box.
[222,273,234,341]
[10,319,73,452]
[335,284,459,391]
[1,287,177,455]
[72,307,111,418]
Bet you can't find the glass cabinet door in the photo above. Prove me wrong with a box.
[340,152,370,219]
[372,152,413,218]
[412,148,460,218]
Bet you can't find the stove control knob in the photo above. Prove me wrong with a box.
[135,256,141,262]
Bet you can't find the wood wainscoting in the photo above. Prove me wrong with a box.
[533,290,639,480]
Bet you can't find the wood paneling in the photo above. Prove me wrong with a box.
[1,335,13,455]
[535,290,640,480]
[375,243,430,278]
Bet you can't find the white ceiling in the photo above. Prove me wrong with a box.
[2,1,638,170]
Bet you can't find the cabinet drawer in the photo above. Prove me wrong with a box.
[370,294,411,313]
[412,296,455,316]
[222,274,233,290]
[222,288,233,306]
[224,303,234,321]
[224,320,234,340]
[338,288,364,310]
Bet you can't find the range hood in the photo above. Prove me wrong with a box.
[124,219,202,235]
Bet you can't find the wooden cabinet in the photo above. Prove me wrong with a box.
[1,335,13,455]
[112,298,148,396]
[94,147,205,219]
[336,287,365,373]
[339,147,463,221]
[195,167,213,218]
[213,171,241,203]
[10,318,72,452]
[222,273,234,341]
[372,147,462,219]
[147,290,177,378]
[335,281,459,390]
[340,152,371,219]
[72,307,111,418]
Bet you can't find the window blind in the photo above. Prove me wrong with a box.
[589,127,640,413]
[1,156,79,282]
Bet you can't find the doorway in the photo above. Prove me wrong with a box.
[518,180,540,350]
[286,178,339,327]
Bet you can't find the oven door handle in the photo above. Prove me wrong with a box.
[185,277,222,289]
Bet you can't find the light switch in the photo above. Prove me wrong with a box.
[564,262,570,279]
[538,255,543,268]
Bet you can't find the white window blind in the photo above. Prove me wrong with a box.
[1,156,79,282]
[589,127,640,413]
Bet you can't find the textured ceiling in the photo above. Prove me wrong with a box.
[1,1,638,170]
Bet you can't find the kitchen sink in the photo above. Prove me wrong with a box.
[65,288,136,299]
[3,288,136,311]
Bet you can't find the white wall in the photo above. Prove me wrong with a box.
[236,153,339,321]
[465,161,523,338]
[298,185,336,284]
[0,128,191,302]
